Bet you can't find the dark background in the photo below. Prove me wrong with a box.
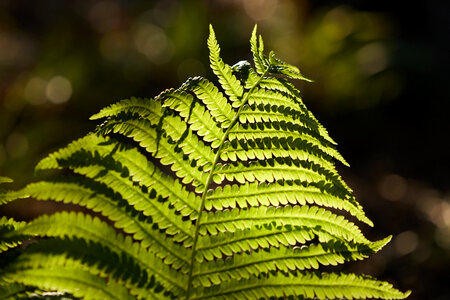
[0,1,449,299]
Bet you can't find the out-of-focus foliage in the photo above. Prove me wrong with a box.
[240,5,401,111]
[298,6,399,110]
[0,1,449,300]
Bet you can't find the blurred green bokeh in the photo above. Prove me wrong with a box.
[0,1,449,299]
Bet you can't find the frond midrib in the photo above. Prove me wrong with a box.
[185,65,269,298]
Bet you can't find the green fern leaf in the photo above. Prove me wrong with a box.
[247,72,336,145]
[0,217,27,253]
[250,25,267,75]
[191,272,410,300]
[159,89,225,147]
[5,212,187,297]
[204,182,371,225]
[208,25,245,107]
[0,25,409,299]
[192,237,391,288]
[36,134,200,219]
[195,225,317,262]
[89,96,161,122]
[182,76,234,128]
[8,183,191,269]
[0,177,13,184]
[2,266,134,300]
[200,205,370,244]
[0,283,34,300]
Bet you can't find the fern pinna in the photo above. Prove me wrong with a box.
[0,25,410,299]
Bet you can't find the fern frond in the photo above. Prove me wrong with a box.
[200,205,369,244]
[191,272,410,300]
[215,160,325,184]
[0,177,14,205]
[182,76,234,129]
[259,76,297,96]
[89,96,161,122]
[80,166,194,241]
[91,95,216,171]
[267,51,312,81]
[235,108,349,166]
[36,140,196,243]
[7,212,188,295]
[0,283,34,300]
[0,176,13,184]
[0,217,27,253]
[195,226,317,262]
[97,117,208,188]
[36,134,201,219]
[214,158,352,201]
[8,183,191,270]
[69,165,195,243]
[247,88,328,141]
[4,238,183,299]
[208,25,244,107]
[2,266,134,300]
[248,86,307,114]
[257,76,337,145]
[192,237,391,288]
[220,138,334,170]
[250,26,311,82]
[218,137,353,202]
[204,182,371,225]
[91,98,215,172]
[0,25,409,300]
[159,89,225,147]
[250,25,267,75]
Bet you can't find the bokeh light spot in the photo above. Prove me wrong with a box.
[442,202,450,227]
[435,227,450,250]
[379,174,407,201]
[134,24,173,64]
[46,76,73,104]
[243,0,278,21]
[356,42,389,75]
[417,193,450,229]
[322,7,354,40]
[24,77,47,105]
[394,231,419,256]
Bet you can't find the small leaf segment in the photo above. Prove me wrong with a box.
[0,25,410,299]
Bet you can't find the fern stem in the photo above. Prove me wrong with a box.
[185,70,268,299]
